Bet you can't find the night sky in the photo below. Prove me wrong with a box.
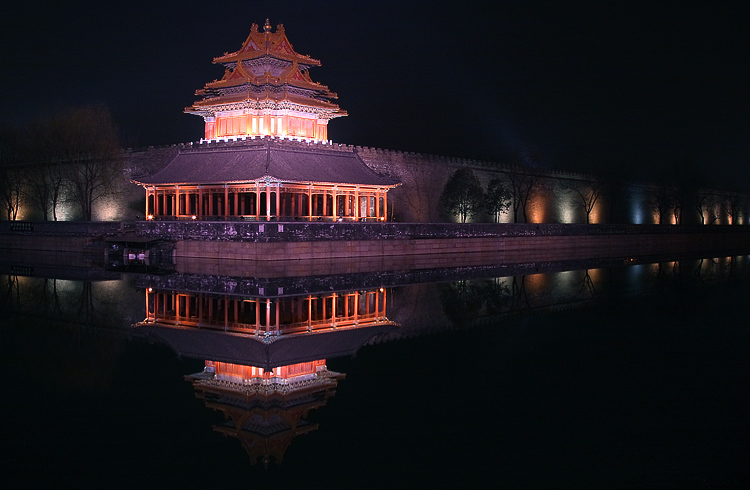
[2,1,749,189]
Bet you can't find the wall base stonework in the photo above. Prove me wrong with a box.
[158,222,750,265]
[3,221,749,268]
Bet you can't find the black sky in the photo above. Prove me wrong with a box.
[2,1,749,189]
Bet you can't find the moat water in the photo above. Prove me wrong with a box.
[2,254,750,488]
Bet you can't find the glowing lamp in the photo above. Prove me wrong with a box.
[191,215,197,220]
[146,214,154,220]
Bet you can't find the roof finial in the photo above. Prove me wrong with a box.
[264,19,272,32]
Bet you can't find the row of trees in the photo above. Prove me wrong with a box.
[0,105,124,221]
[439,167,746,225]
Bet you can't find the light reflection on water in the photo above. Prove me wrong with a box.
[1,255,750,487]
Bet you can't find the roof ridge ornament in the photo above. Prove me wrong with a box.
[264,19,272,32]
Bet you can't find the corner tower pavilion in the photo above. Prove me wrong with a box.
[186,19,346,142]
[134,20,399,222]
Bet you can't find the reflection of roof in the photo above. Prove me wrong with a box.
[133,139,400,187]
[134,322,399,369]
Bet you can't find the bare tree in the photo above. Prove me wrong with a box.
[503,156,542,223]
[648,184,675,225]
[21,121,69,220]
[0,165,25,220]
[570,180,603,224]
[54,105,123,221]
[0,128,26,220]
[690,190,720,225]
[722,193,742,225]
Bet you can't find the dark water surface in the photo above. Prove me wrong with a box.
[2,256,750,489]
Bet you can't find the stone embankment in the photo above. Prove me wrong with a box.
[136,221,750,264]
[0,221,128,254]
[3,221,750,266]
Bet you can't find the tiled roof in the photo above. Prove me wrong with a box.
[134,139,399,187]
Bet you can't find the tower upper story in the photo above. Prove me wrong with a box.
[186,20,347,142]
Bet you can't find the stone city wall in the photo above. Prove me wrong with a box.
[6,137,747,225]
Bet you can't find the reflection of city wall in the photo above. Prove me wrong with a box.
[134,254,750,353]
[387,255,750,338]
[1,273,144,331]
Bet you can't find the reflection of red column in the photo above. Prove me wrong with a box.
[265,299,271,333]
[354,293,359,324]
[275,301,280,335]
[198,293,203,325]
[224,297,229,330]
[255,299,261,335]
[307,295,312,332]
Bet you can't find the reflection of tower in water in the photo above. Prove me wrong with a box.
[134,282,398,464]
[186,359,344,466]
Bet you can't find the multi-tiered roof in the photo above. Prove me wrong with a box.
[186,20,346,142]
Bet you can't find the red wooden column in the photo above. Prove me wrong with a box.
[383,190,388,221]
[275,185,280,221]
[375,190,380,221]
[354,187,360,220]
[307,186,312,221]
[146,188,152,217]
[224,185,229,220]
[332,188,338,221]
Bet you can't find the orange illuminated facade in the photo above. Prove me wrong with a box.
[135,20,399,221]
[186,19,345,142]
